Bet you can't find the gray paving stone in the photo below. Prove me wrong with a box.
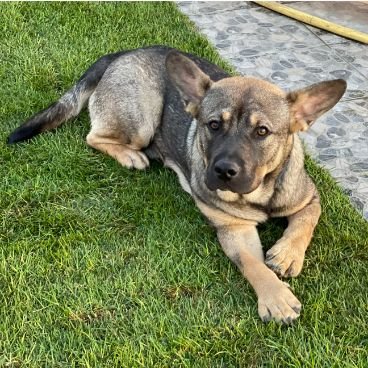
[227,47,368,101]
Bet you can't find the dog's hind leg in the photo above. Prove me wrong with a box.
[86,131,150,170]
[85,76,163,170]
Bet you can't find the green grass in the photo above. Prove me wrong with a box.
[0,2,367,367]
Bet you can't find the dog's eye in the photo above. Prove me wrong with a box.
[208,120,221,131]
[256,126,269,137]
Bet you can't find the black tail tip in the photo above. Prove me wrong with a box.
[7,133,19,144]
[7,125,42,144]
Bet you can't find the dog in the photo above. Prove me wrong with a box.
[8,46,346,323]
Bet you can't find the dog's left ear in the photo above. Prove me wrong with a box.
[166,51,213,116]
[287,79,347,133]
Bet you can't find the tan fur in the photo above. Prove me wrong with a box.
[214,76,285,96]
[222,110,232,122]
[86,132,149,170]
[185,102,199,117]
[249,112,261,127]
[194,197,264,229]
[216,189,240,202]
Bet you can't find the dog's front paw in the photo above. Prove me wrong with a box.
[258,281,301,324]
[265,240,305,278]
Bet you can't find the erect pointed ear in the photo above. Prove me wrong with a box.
[166,50,213,116]
[287,79,347,133]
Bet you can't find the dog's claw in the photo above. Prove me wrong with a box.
[259,306,272,323]
[292,305,301,314]
[266,261,282,276]
[285,316,292,324]
[284,263,296,278]
[265,253,275,262]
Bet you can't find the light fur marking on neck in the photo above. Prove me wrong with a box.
[216,189,240,202]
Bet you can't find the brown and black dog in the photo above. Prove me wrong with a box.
[8,46,346,323]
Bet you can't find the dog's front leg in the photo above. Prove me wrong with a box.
[266,192,321,278]
[217,225,301,323]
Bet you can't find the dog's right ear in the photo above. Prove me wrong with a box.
[166,51,212,116]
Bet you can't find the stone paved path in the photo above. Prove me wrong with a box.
[178,1,368,219]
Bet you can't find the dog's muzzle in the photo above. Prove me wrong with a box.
[206,158,261,194]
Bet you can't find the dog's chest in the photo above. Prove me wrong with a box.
[216,186,273,223]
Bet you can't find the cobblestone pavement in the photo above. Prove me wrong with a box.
[178,1,368,219]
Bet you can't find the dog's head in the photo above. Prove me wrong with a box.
[166,51,346,194]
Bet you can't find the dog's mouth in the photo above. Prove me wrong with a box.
[205,175,262,195]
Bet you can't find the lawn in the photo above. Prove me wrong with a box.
[1,2,367,367]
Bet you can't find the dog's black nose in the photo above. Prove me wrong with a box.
[214,160,239,180]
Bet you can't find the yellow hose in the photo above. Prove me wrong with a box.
[253,1,368,44]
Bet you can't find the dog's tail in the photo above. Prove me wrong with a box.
[7,52,124,144]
